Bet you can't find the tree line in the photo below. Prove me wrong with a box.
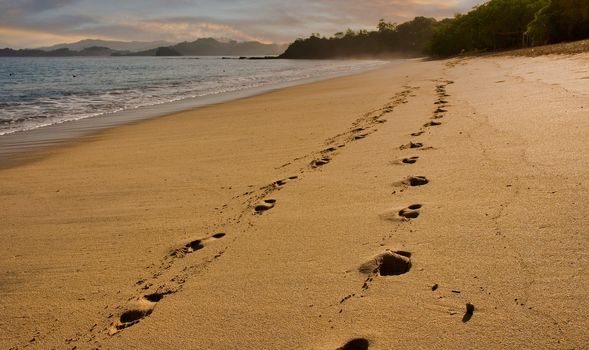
[280,0,589,58]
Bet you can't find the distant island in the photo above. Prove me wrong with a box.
[0,38,287,57]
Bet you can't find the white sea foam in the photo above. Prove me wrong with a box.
[0,57,388,136]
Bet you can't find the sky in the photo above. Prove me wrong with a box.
[0,0,485,49]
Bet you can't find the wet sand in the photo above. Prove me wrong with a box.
[1,55,588,349]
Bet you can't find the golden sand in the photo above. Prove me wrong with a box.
[1,55,588,349]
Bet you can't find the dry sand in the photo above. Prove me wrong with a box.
[1,55,588,349]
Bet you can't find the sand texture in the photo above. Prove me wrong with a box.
[1,55,588,349]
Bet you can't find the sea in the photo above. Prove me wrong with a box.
[0,56,388,137]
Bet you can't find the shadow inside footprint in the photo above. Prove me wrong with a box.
[402,176,429,187]
[311,158,330,168]
[463,303,475,323]
[171,232,226,257]
[402,156,419,164]
[424,121,442,127]
[379,204,422,221]
[110,299,156,335]
[186,239,204,252]
[400,142,423,150]
[255,199,276,213]
[120,309,151,324]
[359,251,412,276]
[399,204,422,220]
[338,338,370,350]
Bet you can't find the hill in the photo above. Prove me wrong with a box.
[38,39,172,52]
[117,38,286,56]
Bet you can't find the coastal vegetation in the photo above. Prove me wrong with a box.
[280,0,589,58]
[429,0,589,55]
[280,17,439,58]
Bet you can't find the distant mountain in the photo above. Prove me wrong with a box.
[118,38,287,56]
[0,46,119,57]
[0,38,288,57]
[38,39,172,52]
[175,38,287,56]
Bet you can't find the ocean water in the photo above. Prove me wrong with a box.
[0,57,387,136]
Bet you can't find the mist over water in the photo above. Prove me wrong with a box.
[0,57,387,136]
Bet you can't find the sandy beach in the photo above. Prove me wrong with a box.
[1,55,588,349]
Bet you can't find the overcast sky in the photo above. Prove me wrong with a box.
[0,0,485,48]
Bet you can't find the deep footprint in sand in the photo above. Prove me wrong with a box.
[400,141,423,150]
[424,121,442,127]
[411,131,425,136]
[171,232,226,257]
[255,199,276,213]
[359,250,412,276]
[110,298,156,334]
[400,176,429,187]
[338,338,370,350]
[379,204,422,221]
[402,156,419,164]
[311,158,331,168]
[275,176,299,187]
[398,204,422,219]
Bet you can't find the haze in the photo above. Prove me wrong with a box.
[1,0,484,48]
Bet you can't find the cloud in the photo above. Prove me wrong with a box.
[1,0,486,48]
[0,25,92,48]
[0,0,80,20]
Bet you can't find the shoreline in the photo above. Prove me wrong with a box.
[0,59,396,169]
[0,54,587,349]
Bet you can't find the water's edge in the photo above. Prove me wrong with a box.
[0,61,399,168]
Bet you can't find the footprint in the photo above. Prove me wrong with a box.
[359,250,412,276]
[411,131,424,137]
[170,232,226,257]
[338,338,370,350]
[463,303,475,323]
[402,156,419,164]
[435,100,448,105]
[353,134,367,140]
[398,204,422,220]
[424,121,441,127]
[311,158,330,168]
[144,291,170,302]
[379,204,422,221]
[434,108,447,114]
[255,199,276,213]
[401,176,429,187]
[400,142,423,150]
[109,298,156,335]
[275,176,299,187]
